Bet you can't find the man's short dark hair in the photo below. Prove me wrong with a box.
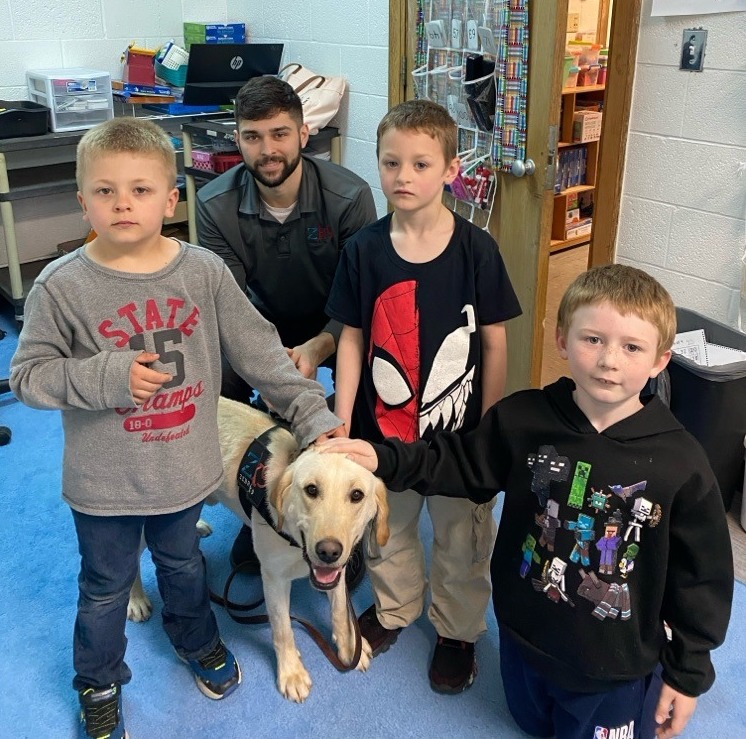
[234,76,304,127]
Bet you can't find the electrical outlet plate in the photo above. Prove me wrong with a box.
[567,13,580,33]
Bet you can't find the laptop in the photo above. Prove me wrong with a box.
[182,43,284,106]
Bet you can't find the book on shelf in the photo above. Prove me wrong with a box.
[112,80,174,96]
[114,92,178,104]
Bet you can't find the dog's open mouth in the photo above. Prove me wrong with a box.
[301,545,345,591]
[309,563,344,591]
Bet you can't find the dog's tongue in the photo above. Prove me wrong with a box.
[313,566,340,585]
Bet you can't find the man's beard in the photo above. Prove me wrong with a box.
[246,150,302,188]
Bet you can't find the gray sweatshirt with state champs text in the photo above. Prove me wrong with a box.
[10,241,341,516]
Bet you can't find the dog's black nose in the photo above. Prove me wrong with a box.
[315,538,343,564]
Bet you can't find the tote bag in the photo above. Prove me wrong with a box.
[279,63,347,134]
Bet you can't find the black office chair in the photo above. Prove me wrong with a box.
[0,327,12,446]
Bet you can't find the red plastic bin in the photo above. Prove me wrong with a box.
[212,152,243,173]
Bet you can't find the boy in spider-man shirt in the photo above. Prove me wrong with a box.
[326,99,521,692]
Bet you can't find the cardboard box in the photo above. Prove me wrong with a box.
[572,111,603,143]
[123,46,156,86]
[565,218,593,240]
[183,23,246,50]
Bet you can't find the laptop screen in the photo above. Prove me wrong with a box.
[182,43,284,106]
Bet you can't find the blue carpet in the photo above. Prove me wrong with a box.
[0,300,744,738]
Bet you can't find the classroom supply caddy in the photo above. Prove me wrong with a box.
[26,68,114,132]
[412,0,530,229]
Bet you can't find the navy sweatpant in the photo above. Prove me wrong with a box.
[498,626,662,739]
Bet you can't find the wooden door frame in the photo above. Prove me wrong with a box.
[387,0,642,388]
[590,0,643,266]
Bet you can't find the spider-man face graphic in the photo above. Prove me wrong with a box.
[369,280,475,442]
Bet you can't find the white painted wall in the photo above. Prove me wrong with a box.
[616,0,746,327]
[0,0,390,216]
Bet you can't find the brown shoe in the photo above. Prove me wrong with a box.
[358,605,402,657]
[428,636,477,694]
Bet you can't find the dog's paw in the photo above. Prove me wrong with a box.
[196,519,213,538]
[278,665,313,703]
[127,576,153,622]
[335,633,372,672]
[355,637,373,672]
[127,592,153,622]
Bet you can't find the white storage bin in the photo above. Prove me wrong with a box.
[26,68,114,132]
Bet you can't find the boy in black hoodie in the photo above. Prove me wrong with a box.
[320,264,733,739]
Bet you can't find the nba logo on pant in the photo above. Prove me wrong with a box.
[594,722,634,739]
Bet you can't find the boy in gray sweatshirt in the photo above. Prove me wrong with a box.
[10,117,343,739]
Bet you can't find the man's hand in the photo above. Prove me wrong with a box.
[130,352,172,405]
[655,683,697,738]
[287,332,335,380]
[318,437,379,472]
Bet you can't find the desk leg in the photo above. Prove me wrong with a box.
[182,131,198,244]
[0,153,24,308]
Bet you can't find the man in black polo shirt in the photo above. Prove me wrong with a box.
[197,76,376,581]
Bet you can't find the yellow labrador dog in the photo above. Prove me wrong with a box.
[128,397,389,702]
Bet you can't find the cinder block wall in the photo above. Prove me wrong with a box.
[0,0,391,260]
[616,0,746,326]
[250,0,390,215]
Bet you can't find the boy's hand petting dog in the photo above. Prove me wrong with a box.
[318,437,379,472]
[130,352,172,405]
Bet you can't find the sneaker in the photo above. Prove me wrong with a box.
[358,604,402,657]
[230,524,261,574]
[428,636,478,694]
[78,683,127,739]
[181,640,242,700]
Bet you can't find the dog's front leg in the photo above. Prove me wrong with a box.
[330,580,372,672]
[262,571,313,702]
[127,532,152,622]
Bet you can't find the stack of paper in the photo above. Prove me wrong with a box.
[672,329,746,367]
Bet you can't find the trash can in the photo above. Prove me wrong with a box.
[668,307,746,512]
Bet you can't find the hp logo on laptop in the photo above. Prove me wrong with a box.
[230,56,244,71]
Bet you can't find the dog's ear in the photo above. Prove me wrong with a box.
[267,464,294,530]
[373,478,390,547]
[264,430,299,530]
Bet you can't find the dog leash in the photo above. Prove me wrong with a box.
[208,565,363,671]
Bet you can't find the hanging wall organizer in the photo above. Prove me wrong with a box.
[413,0,530,228]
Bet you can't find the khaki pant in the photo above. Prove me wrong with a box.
[366,489,497,643]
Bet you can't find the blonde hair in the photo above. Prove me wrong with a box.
[376,99,458,162]
[76,118,177,189]
[557,263,676,356]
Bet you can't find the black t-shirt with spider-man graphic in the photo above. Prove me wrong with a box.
[327,211,521,444]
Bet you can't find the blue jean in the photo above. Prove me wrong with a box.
[499,625,662,739]
[71,502,219,691]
